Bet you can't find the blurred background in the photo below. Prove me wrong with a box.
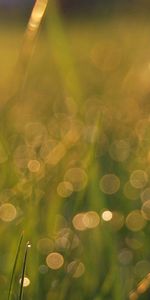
[1,1,150,300]
[1,0,150,16]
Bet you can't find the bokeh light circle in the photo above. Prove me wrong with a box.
[0,203,17,222]
[46,252,64,270]
[64,168,88,191]
[126,210,146,232]
[19,277,30,287]
[141,200,150,220]
[130,170,148,189]
[72,213,87,231]
[83,211,100,228]
[57,181,73,198]
[99,174,120,194]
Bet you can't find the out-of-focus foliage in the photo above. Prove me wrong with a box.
[1,1,150,300]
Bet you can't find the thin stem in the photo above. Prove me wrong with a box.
[18,241,31,300]
[8,232,24,300]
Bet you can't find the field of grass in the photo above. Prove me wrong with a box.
[1,2,150,300]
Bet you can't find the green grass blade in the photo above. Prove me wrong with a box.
[18,241,31,300]
[8,232,24,300]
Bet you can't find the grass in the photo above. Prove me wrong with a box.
[8,232,24,300]
[1,2,150,300]
[18,241,31,300]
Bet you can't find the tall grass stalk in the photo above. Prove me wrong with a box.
[18,241,31,300]
[8,232,24,300]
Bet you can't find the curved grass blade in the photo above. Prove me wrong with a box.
[18,241,31,300]
[8,232,24,300]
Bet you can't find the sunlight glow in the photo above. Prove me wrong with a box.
[101,210,113,221]
[19,277,30,287]
[27,0,48,39]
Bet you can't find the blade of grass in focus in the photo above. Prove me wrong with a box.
[8,232,24,300]
[18,241,31,300]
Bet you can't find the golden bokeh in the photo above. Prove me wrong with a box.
[72,213,87,231]
[3,5,150,299]
[83,211,100,229]
[64,168,88,191]
[126,210,146,232]
[99,174,120,195]
[101,210,113,221]
[28,159,41,173]
[46,252,64,270]
[19,276,30,287]
[141,200,150,220]
[0,203,17,222]
[57,181,73,198]
[130,170,148,189]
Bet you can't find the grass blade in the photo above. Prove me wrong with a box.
[18,241,31,300]
[8,232,24,300]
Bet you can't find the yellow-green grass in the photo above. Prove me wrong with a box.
[0,6,150,300]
